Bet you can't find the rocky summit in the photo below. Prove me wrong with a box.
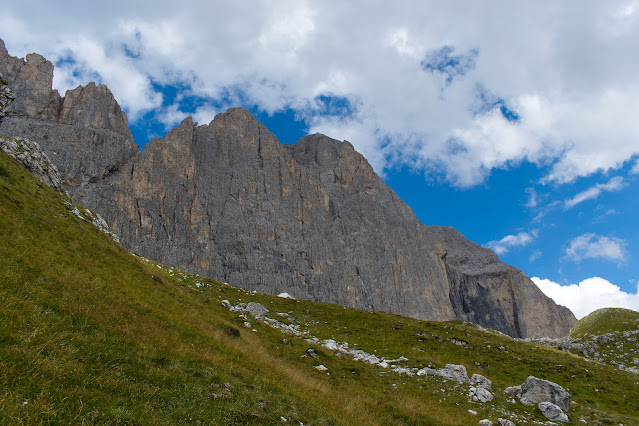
[0,39,576,338]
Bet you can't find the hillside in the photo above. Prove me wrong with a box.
[0,40,575,338]
[529,308,639,376]
[1,149,638,425]
[569,308,639,339]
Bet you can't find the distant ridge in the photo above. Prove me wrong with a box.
[0,38,576,338]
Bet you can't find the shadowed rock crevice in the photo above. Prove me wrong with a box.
[0,39,576,338]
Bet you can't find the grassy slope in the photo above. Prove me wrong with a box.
[1,150,638,425]
[569,308,639,338]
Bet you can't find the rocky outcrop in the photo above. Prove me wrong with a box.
[0,39,577,338]
[0,135,64,193]
[0,39,138,187]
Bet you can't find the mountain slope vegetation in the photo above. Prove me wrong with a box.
[1,150,638,424]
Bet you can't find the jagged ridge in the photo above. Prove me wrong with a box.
[0,38,576,338]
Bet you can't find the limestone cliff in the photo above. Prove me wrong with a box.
[0,39,576,338]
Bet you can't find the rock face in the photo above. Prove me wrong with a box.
[0,39,577,338]
[0,39,138,187]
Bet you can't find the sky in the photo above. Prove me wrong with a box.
[2,1,639,319]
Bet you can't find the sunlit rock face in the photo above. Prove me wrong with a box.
[0,39,576,338]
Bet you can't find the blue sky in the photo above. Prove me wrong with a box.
[2,0,639,318]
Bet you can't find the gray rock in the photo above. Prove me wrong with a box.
[0,43,137,188]
[245,302,269,319]
[470,373,492,389]
[0,76,16,122]
[306,348,319,359]
[497,419,516,426]
[469,386,493,403]
[538,401,569,423]
[507,376,571,412]
[0,135,64,193]
[478,420,492,426]
[0,39,577,339]
[437,364,469,382]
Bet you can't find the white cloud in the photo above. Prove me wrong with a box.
[632,159,639,174]
[3,2,639,185]
[565,233,627,263]
[485,230,537,256]
[529,249,542,263]
[525,187,538,208]
[564,176,625,208]
[532,276,639,319]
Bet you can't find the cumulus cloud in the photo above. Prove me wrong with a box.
[632,159,639,174]
[532,276,639,319]
[564,233,627,263]
[485,230,537,255]
[3,2,639,185]
[564,176,625,208]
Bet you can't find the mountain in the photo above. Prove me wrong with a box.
[1,146,638,424]
[0,38,576,338]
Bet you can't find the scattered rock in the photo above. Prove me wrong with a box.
[306,348,319,359]
[221,300,232,309]
[478,420,492,425]
[538,401,569,423]
[243,321,252,328]
[497,419,515,426]
[468,409,478,415]
[314,364,328,371]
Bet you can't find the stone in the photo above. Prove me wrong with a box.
[245,302,269,319]
[416,367,437,376]
[0,135,64,193]
[478,420,492,426]
[538,401,569,423]
[436,364,469,382]
[470,373,492,389]
[507,376,571,412]
[497,419,516,426]
[0,39,577,338]
[306,348,319,359]
[469,386,493,403]
[314,364,328,371]
[475,387,493,403]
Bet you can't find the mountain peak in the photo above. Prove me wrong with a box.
[0,41,576,338]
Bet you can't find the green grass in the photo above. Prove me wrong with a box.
[569,308,639,338]
[2,149,639,425]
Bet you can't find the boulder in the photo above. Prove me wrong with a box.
[470,373,492,389]
[538,401,569,423]
[245,302,269,319]
[436,364,469,382]
[505,376,571,412]
[469,386,493,403]
[497,419,516,426]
